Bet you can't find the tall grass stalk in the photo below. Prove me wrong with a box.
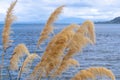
[37,5,64,49]
[17,53,40,80]
[1,0,17,80]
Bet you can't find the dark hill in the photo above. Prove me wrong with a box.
[96,17,120,24]
[110,17,120,23]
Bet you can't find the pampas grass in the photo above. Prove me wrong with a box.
[65,20,95,58]
[66,20,95,55]
[17,53,40,80]
[2,0,17,52]
[87,67,115,80]
[31,24,78,80]
[52,20,96,78]
[71,67,115,80]
[37,5,64,48]
[80,20,96,43]
[1,0,17,80]
[72,70,95,80]
[10,44,30,70]
[52,58,79,77]
[21,53,40,73]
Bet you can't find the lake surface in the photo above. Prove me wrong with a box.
[0,24,120,80]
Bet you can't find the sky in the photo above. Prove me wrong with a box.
[0,0,120,23]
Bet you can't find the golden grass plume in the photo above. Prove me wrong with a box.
[37,5,64,48]
[72,70,95,80]
[39,24,78,76]
[65,20,95,60]
[71,67,115,80]
[87,67,115,80]
[53,58,79,77]
[10,44,30,70]
[31,24,78,79]
[21,53,40,73]
[52,20,96,78]
[2,0,17,52]
[17,53,40,80]
[80,20,96,44]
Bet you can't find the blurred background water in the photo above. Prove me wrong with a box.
[0,23,120,80]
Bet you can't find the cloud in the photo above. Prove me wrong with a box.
[0,0,120,23]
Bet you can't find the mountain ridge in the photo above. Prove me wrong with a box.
[96,17,120,24]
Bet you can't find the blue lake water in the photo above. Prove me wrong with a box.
[0,24,120,80]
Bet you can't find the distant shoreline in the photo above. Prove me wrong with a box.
[0,22,120,25]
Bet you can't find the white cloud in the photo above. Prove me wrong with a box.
[63,7,112,20]
[0,0,120,22]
